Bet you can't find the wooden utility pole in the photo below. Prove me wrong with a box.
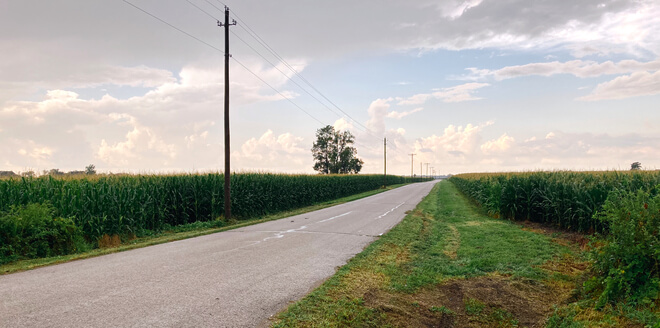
[409,153,416,178]
[383,138,387,187]
[219,7,236,220]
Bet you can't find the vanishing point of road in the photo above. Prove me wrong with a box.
[0,180,439,327]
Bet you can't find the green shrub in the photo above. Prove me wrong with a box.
[587,187,660,308]
[0,203,85,265]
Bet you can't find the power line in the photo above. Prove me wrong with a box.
[230,57,327,126]
[182,1,335,124]
[230,30,347,120]
[124,1,396,161]
[122,0,224,53]
[125,0,329,127]
[184,0,219,20]
[212,0,381,139]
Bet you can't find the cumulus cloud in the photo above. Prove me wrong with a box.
[333,118,354,132]
[366,98,392,134]
[414,122,492,157]
[96,113,177,167]
[384,124,660,174]
[237,130,308,172]
[579,70,660,100]
[387,107,423,119]
[0,59,308,173]
[481,134,515,154]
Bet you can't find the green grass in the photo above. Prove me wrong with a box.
[271,181,580,328]
[0,184,405,275]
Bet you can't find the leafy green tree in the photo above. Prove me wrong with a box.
[631,162,642,170]
[85,164,96,175]
[311,125,363,174]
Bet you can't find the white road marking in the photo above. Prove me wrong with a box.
[375,202,405,220]
[319,211,353,223]
[262,225,308,242]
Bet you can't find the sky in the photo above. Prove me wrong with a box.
[1,0,658,176]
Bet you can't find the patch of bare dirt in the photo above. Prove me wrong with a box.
[363,274,577,328]
[518,221,591,250]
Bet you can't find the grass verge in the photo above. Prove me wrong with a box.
[271,180,596,327]
[0,184,407,275]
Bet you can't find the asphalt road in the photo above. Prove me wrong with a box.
[0,180,439,327]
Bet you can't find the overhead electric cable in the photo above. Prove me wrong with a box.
[230,57,327,126]
[123,0,224,53]
[211,0,381,139]
[230,30,349,120]
[184,0,219,20]
[125,0,329,127]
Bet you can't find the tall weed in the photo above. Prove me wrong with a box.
[587,186,660,308]
[0,203,86,265]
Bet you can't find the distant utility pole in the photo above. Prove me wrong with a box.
[409,153,416,178]
[218,6,236,220]
[383,138,387,187]
[425,163,429,177]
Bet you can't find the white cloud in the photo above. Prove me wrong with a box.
[0,59,310,173]
[415,122,492,156]
[366,98,392,134]
[387,107,423,119]
[579,70,660,100]
[398,83,489,105]
[438,0,484,19]
[434,83,490,102]
[397,94,431,106]
[96,113,177,167]
[462,58,660,80]
[392,126,660,174]
[481,134,515,154]
[333,118,354,132]
[237,130,308,172]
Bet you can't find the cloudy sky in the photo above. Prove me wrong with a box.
[1,0,658,175]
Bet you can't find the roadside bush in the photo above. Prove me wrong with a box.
[0,203,85,265]
[587,186,660,308]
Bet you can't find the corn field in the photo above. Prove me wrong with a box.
[450,171,660,233]
[0,173,427,239]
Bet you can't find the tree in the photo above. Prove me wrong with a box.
[47,168,63,176]
[631,162,642,170]
[311,125,363,174]
[85,164,96,175]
